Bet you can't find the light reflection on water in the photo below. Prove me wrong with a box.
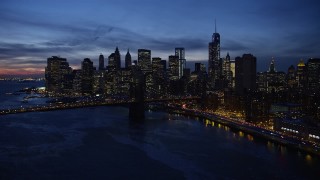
[306,154,313,164]
[198,117,319,166]
[267,141,276,153]
[247,134,254,141]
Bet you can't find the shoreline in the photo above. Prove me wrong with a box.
[167,107,320,157]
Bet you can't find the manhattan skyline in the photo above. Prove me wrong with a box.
[1,0,319,76]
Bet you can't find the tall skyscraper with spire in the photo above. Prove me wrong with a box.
[268,57,276,73]
[114,47,121,69]
[208,20,221,89]
[98,54,104,70]
[125,49,132,69]
[107,47,121,71]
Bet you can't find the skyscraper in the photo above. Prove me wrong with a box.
[223,53,231,74]
[81,58,94,95]
[168,55,179,80]
[287,65,296,89]
[307,58,320,92]
[125,49,132,69]
[222,53,233,88]
[195,63,201,73]
[235,54,257,95]
[265,58,286,92]
[45,56,72,94]
[98,54,104,71]
[152,57,164,78]
[151,57,167,96]
[175,47,186,79]
[296,59,307,91]
[72,69,82,94]
[268,58,276,73]
[208,21,221,89]
[194,63,206,73]
[114,47,121,70]
[230,60,235,88]
[138,49,151,74]
[108,47,121,71]
[119,68,132,96]
[108,53,116,70]
[160,60,167,72]
[93,70,105,95]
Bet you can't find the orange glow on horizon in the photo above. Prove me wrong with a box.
[0,68,44,76]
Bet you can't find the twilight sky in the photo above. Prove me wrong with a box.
[0,0,319,76]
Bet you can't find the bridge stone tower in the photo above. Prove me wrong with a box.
[129,66,145,121]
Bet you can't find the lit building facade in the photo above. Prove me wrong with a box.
[208,23,221,89]
[168,55,180,81]
[93,71,105,95]
[230,60,235,89]
[45,56,72,94]
[307,58,320,93]
[152,57,167,96]
[108,47,121,71]
[296,60,307,91]
[119,68,132,96]
[72,70,82,95]
[258,58,286,93]
[138,49,151,74]
[175,47,186,79]
[222,53,233,89]
[105,70,121,96]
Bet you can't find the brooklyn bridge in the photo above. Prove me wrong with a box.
[0,96,200,120]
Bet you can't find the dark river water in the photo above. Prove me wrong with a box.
[0,81,319,179]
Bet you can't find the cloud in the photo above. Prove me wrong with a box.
[250,1,320,26]
[1,1,319,75]
[270,31,320,58]
[0,23,206,70]
[222,39,249,52]
[0,42,74,57]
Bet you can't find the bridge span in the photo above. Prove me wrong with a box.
[0,97,200,117]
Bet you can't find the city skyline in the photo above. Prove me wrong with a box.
[1,0,319,76]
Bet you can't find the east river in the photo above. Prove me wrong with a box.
[0,81,319,179]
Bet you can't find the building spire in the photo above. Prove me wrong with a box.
[126,49,130,56]
[226,52,230,61]
[268,57,276,73]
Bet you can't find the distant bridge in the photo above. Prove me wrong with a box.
[0,96,200,117]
